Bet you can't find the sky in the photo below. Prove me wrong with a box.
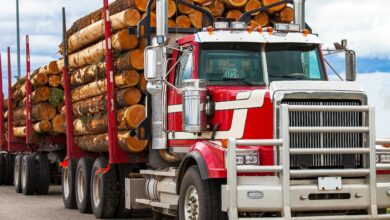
[0,0,389,137]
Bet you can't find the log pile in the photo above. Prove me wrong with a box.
[5,62,66,138]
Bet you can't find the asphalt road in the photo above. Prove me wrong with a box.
[0,185,152,220]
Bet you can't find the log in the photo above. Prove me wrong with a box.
[72,95,107,117]
[11,77,26,91]
[57,59,64,73]
[74,119,93,136]
[168,0,177,18]
[4,111,8,120]
[168,19,177,28]
[224,0,247,8]
[33,120,52,133]
[189,10,203,29]
[4,99,16,110]
[262,0,286,13]
[176,15,192,28]
[31,72,49,87]
[52,115,65,133]
[13,108,26,121]
[135,0,155,12]
[119,104,145,129]
[276,6,294,23]
[48,75,61,88]
[115,70,140,88]
[114,49,144,71]
[250,19,258,27]
[208,0,225,17]
[178,0,194,14]
[70,62,106,87]
[72,79,107,102]
[20,86,51,105]
[31,102,57,121]
[68,30,138,69]
[138,38,147,50]
[255,12,270,27]
[66,0,136,37]
[245,0,261,14]
[13,126,26,137]
[75,131,148,153]
[116,87,142,107]
[39,61,59,75]
[137,73,147,94]
[226,10,243,21]
[61,9,141,55]
[12,84,26,101]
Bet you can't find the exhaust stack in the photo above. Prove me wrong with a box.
[294,0,306,31]
[156,0,168,45]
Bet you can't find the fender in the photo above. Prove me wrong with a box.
[176,141,226,194]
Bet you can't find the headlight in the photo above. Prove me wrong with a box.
[236,150,259,165]
[377,153,390,163]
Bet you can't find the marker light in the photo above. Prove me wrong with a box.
[303,29,310,37]
[267,27,273,35]
[257,26,263,32]
[246,26,253,33]
[207,26,214,35]
[214,21,229,29]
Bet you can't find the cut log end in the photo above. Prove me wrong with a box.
[262,0,286,13]
[176,15,192,28]
[178,0,194,14]
[52,115,66,133]
[48,75,61,88]
[115,70,140,88]
[116,30,139,51]
[129,49,145,70]
[255,12,270,27]
[226,10,243,21]
[124,8,141,27]
[245,0,261,14]
[209,0,225,17]
[119,131,148,153]
[224,0,248,8]
[277,6,294,23]
[168,0,178,18]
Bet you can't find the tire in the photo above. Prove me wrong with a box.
[21,155,37,195]
[36,155,50,195]
[0,153,4,185]
[91,157,118,219]
[75,157,94,213]
[62,159,78,209]
[3,153,14,185]
[178,166,227,220]
[14,154,23,193]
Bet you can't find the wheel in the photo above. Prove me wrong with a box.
[62,159,78,209]
[36,155,50,195]
[0,153,3,185]
[90,157,118,219]
[178,166,227,220]
[3,153,14,185]
[14,154,23,193]
[75,157,94,213]
[21,155,37,195]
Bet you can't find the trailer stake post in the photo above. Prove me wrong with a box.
[25,35,33,146]
[0,54,4,149]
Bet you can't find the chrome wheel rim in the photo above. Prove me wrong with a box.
[77,168,85,202]
[14,158,19,186]
[63,168,70,198]
[92,171,101,207]
[21,159,27,189]
[184,185,199,220]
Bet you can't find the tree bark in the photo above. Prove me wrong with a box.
[12,84,26,102]
[226,9,243,21]
[13,108,26,121]
[71,79,107,102]
[68,30,138,69]
[61,9,141,55]
[262,0,286,13]
[66,0,136,37]
[52,115,66,133]
[75,131,148,153]
[33,120,52,133]
[116,87,142,107]
[223,0,248,8]
[70,62,106,87]
[176,15,192,28]
[48,75,61,88]
[114,49,144,71]
[31,102,57,121]
[72,95,107,117]
[13,126,26,137]
[21,86,51,105]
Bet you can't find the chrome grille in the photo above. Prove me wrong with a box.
[281,100,363,169]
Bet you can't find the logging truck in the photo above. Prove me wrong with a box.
[56,0,390,219]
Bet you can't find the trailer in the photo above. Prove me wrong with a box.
[0,37,66,195]
[58,0,390,219]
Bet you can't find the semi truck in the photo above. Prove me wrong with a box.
[57,0,390,219]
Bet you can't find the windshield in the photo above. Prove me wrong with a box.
[199,43,264,86]
[265,43,326,81]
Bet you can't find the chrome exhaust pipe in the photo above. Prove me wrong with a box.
[293,0,306,31]
[156,0,168,45]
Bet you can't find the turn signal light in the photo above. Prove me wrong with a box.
[267,27,273,35]
[221,139,228,148]
[207,26,214,35]
[303,29,310,37]
[246,26,253,33]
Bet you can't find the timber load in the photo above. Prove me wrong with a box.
[5,61,66,138]
[58,0,295,153]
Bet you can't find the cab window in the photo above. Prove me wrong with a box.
[175,51,193,87]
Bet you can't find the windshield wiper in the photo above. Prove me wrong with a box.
[269,73,307,80]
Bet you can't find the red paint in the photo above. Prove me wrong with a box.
[96,164,111,175]
[103,0,129,164]
[0,54,4,149]
[190,142,226,178]
[59,159,69,168]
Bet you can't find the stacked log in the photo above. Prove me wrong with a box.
[6,61,66,138]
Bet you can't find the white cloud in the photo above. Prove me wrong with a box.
[306,0,390,60]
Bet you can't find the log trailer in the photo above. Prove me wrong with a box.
[0,38,66,194]
[58,0,390,219]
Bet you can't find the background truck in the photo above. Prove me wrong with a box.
[0,38,66,195]
[25,0,390,219]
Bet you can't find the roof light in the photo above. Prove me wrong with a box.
[267,27,273,35]
[274,23,301,32]
[207,26,214,35]
[246,26,253,33]
[257,26,263,32]
[303,29,310,37]
[214,21,229,29]
[230,22,246,30]
[288,24,300,32]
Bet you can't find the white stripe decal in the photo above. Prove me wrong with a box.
[168,109,248,140]
[168,90,266,113]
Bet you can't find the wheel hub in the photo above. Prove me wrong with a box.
[21,159,27,189]
[184,185,199,220]
[77,169,85,202]
[63,168,70,198]
[92,171,101,207]
[14,159,19,185]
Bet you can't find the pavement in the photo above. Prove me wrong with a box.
[0,185,152,220]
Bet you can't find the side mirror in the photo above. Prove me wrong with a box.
[144,48,157,80]
[345,50,356,81]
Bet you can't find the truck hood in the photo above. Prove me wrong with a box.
[270,81,365,100]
